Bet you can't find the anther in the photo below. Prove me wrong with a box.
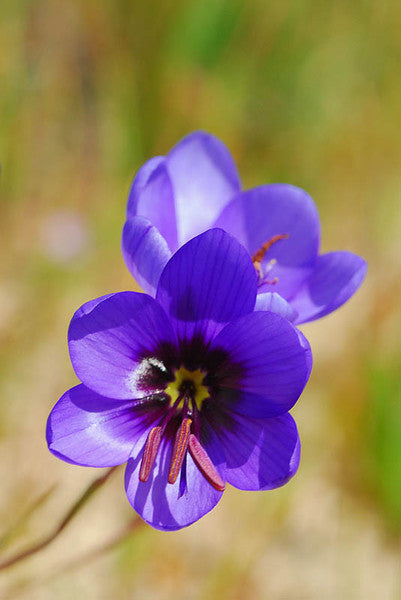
[139,426,162,483]
[168,417,192,485]
[188,434,225,492]
[251,233,289,264]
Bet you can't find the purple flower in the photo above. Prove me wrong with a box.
[122,131,367,324]
[47,230,312,530]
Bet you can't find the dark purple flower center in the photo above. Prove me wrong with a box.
[135,339,235,491]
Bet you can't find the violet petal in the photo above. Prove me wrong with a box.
[291,251,367,324]
[213,410,300,490]
[122,215,172,296]
[210,310,312,417]
[46,384,164,467]
[68,292,175,399]
[166,131,241,246]
[126,156,165,216]
[124,420,225,531]
[254,292,298,322]
[127,162,178,252]
[214,184,320,299]
[156,229,257,344]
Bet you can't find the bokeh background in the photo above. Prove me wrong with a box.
[1,1,400,598]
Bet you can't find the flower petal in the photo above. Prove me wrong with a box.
[124,420,225,531]
[291,251,367,324]
[214,184,320,299]
[126,156,165,216]
[156,229,257,343]
[166,131,241,246]
[122,216,172,296]
[254,292,297,322]
[212,410,300,490]
[68,292,175,399]
[46,384,164,467]
[210,311,312,417]
[127,161,178,253]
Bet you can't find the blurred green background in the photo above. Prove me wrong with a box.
[0,1,400,598]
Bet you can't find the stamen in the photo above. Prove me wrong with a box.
[252,233,289,264]
[168,417,192,485]
[139,426,162,483]
[188,434,225,492]
[159,392,187,436]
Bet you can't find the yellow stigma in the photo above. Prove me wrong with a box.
[165,366,209,410]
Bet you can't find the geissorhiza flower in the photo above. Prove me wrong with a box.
[47,229,312,530]
[122,131,367,324]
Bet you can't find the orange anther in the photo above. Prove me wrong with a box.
[252,234,289,264]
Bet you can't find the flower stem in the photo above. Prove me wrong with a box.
[0,484,57,552]
[0,466,118,571]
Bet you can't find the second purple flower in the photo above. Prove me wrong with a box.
[122,131,366,324]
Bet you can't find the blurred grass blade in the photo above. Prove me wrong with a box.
[0,484,57,552]
[0,467,118,571]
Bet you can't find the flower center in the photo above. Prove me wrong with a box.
[138,365,224,492]
[165,366,209,411]
[252,233,289,285]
